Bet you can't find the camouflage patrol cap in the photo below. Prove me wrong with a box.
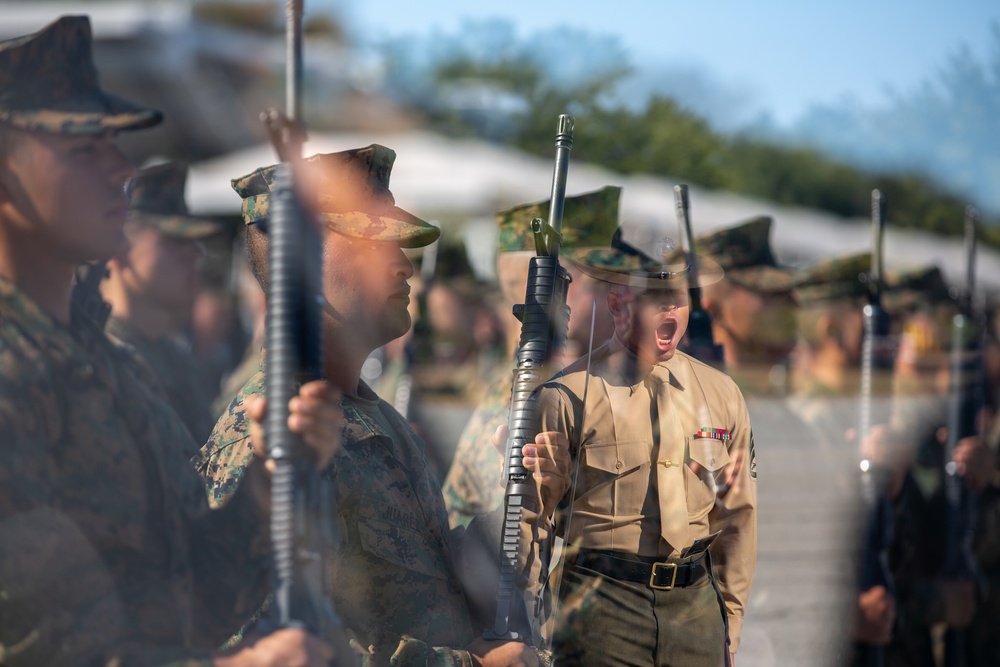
[566,227,724,290]
[496,186,621,253]
[794,252,871,305]
[0,16,162,135]
[884,265,954,313]
[126,162,221,239]
[231,145,439,248]
[696,216,799,292]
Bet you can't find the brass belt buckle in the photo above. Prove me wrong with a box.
[649,561,678,590]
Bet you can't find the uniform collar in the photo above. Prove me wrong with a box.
[604,333,685,392]
[0,274,82,357]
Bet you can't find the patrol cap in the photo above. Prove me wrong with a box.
[566,226,724,291]
[794,252,871,305]
[884,265,954,313]
[0,16,162,134]
[127,162,221,239]
[496,186,621,253]
[231,144,439,248]
[696,216,799,292]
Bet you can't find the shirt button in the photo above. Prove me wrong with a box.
[615,461,622,470]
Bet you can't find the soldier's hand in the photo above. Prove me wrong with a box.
[859,424,912,499]
[493,425,572,518]
[952,435,995,493]
[247,380,342,471]
[213,627,335,667]
[851,585,895,645]
[467,638,539,667]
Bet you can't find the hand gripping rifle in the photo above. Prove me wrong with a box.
[674,184,724,368]
[941,207,983,667]
[485,115,574,648]
[855,190,895,667]
[262,1,353,661]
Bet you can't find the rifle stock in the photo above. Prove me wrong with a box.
[486,114,574,645]
[673,184,723,368]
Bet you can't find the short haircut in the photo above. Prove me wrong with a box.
[245,223,269,293]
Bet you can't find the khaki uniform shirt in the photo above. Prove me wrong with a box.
[535,337,757,650]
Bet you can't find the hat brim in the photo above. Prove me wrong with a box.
[565,248,724,290]
[321,206,440,249]
[0,91,162,135]
[726,265,800,293]
[128,212,223,240]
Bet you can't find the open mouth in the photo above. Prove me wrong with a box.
[656,320,678,348]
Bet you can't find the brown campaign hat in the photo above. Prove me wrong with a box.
[566,227,724,291]
[0,16,162,134]
[495,185,622,253]
[232,144,439,248]
[696,215,799,292]
[127,162,221,239]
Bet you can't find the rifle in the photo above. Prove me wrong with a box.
[70,260,111,329]
[941,206,983,667]
[856,189,894,667]
[673,184,724,368]
[262,0,353,661]
[485,114,574,647]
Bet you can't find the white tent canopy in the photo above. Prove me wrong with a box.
[188,129,1000,295]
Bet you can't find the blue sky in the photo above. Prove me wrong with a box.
[327,0,1000,128]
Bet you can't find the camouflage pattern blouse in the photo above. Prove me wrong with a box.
[196,368,477,666]
[106,315,218,452]
[441,366,512,528]
[0,277,267,666]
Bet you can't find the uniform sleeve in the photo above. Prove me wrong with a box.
[187,392,273,648]
[362,636,473,667]
[707,383,757,653]
[441,401,508,529]
[0,384,219,667]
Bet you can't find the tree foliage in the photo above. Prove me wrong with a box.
[378,22,997,247]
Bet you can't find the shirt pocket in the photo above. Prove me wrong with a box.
[580,439,651,516]
[355,505,450,581]
[685,436,732,518]
[688,437,731,472]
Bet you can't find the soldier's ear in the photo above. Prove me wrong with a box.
[700,291,720,317]
[816,313,842,347]
[607,290,623,317]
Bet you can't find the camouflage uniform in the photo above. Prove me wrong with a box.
[198,368,477,665]
[103,162,222,448]
[106,315,218,452]
[441,187,623,529]
[197,150,486,665]
[441,367,511,528]
[0,276,267,666]
[0,16,266,666]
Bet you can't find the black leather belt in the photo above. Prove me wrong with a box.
[573,548,708,590]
